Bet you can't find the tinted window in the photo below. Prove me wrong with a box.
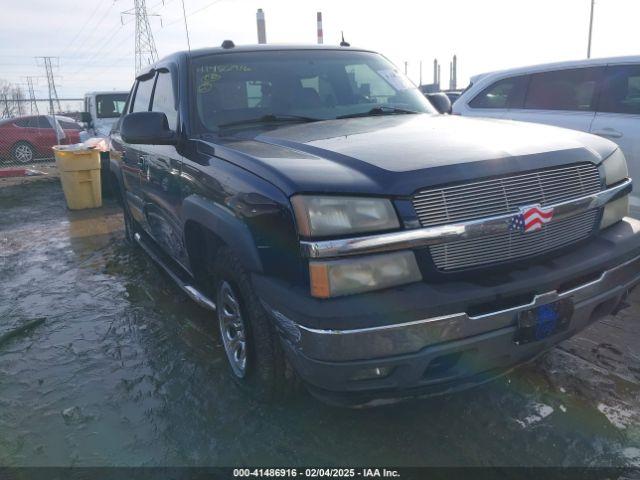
[36,116,52,128]
[96,93,128,118]
[151,72,178,130]
[191,50,434,132]
[13,118,34,127]
[598,65,640,115]
[469,76,527,109]
[132,77,155,113]
[524,67,602,111]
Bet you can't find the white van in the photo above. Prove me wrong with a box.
[453,56,640,207]
[82,91,130,137]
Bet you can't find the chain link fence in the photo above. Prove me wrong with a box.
[1,100,85,169]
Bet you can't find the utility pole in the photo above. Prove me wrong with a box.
[256,9,267,44]
[123,0,159,73]
[587,0,595,58]
[36,56,61,115]
[316,12,323,45]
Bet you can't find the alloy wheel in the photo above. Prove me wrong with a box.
[217,280,247,378]
[14,144,34,163]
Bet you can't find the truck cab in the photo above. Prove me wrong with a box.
[82,91,129,138]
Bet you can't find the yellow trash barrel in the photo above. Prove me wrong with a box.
[53,146,102,210]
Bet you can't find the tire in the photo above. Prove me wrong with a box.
[213,247,297,401]
[11,141,35,164]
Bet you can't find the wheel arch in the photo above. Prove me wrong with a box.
[182,195,264,278]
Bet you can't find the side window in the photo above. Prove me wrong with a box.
[131,76,155,113]
[598,65,640,115]
[151,72,178,130]
[469,76,528,109]
[13,118,33,127]
[36,116,52,129]
[524,67,602,111]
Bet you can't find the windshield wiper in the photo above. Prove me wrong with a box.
[336,106,421,119]
[217,114,322,129]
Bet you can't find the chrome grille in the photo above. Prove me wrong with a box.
[430,210,599,271]
[412,163,603,271]
[413,163,601,228]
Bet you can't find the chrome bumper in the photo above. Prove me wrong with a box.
[301,178,632,259]
[291,254,640,362]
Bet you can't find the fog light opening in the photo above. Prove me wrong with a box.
[350,366,394,382]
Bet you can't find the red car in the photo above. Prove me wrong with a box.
[0,115,82,163]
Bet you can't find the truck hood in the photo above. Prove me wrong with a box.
[209,114,617,197]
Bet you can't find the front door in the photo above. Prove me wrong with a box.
[590,64,640,208]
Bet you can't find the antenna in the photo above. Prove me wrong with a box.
[180,0,191,51]
[122,0,159,73]
[340,31,350,47]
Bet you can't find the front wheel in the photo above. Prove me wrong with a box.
[214,247,297,401]
[11,142,35,163]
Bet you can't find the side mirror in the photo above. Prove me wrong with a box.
[121,111,177,145]
[80,111,92,124]
[426,92,452,115]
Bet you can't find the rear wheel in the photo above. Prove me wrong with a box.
[11,142,35,163]
[213,247,297,401]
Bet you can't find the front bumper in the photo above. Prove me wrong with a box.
[255,218,640,403]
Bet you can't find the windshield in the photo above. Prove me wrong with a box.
[191,50,435,132]
[96,93,128,119]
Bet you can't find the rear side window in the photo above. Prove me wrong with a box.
[598,65,640,115]
[131,76,155,113]
[151,72,178,130]
[469,76,527,109]
[13,118,34,127]
[59,120,81,130]
[524,67,602,111]
[36,116,52,128]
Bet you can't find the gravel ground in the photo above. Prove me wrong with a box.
[0,178,638,468]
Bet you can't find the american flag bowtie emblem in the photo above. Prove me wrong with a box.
[509,205,554,233]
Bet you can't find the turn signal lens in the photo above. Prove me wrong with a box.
[309,251,421,298]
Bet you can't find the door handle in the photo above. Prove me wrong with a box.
[592,128,623,139]
[138,154,148,168]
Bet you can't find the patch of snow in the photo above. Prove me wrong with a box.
[597,403,634,430]
[622,447,640,467]
[516,403,554,428]
[559,387,566,393]
[559,405,567,413]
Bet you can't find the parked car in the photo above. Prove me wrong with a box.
[0,114,82,163]
[110,43,639,406]
[81,91,129,137]
[452,56,640,207]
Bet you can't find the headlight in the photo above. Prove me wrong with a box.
[602,148,629,186]
[309,251,422,298]
[291,195,400,237]
[600,196,629,229]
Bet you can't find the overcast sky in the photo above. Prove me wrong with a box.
[1,0,639,99]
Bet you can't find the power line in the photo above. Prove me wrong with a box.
[163,0,224,27]
[59,0,116,58]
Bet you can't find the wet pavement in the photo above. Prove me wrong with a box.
[0,178,639,468]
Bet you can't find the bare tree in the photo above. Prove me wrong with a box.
[0,79,26,119]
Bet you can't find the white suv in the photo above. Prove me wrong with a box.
[453,56,640,207]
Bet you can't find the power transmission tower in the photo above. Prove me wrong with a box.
[36,56,61,114]
[23,76,39,115]
[123,0,159,73]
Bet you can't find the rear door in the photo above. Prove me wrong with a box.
[140,69,188,265]
[590,64,640,207]
[112,74,155,225]
[504,67,603,132]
